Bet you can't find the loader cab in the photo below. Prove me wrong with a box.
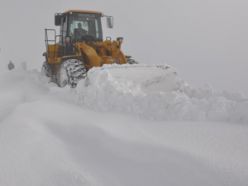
[55,10,104,44]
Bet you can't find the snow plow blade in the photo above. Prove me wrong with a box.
[83,64,179,94]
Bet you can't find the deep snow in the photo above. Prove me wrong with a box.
[76,64,248,123]
[0,64,248,186]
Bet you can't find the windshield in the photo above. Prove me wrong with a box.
[68,13,103,41]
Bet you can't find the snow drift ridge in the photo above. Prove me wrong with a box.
[1,63,247,123]
[75,64,248,123]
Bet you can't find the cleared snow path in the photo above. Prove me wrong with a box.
[0,65,248,186]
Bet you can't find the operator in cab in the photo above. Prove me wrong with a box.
[74,23,87,41]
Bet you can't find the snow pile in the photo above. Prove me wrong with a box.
[0,67,96,186]
[76,64,248,123]
[0,64,248,186]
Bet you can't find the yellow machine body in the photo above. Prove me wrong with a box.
[43,10,130,87]
[46,40,127,70]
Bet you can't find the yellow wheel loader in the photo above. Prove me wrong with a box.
[42,10,136,87]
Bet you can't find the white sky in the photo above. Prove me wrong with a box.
[0,0,248,94]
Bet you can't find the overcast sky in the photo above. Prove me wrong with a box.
[0,0,247,94]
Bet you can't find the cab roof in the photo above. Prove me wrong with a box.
[63,10,103,16]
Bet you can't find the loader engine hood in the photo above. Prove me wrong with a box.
[94,39,127,65]
[75,39,127,69]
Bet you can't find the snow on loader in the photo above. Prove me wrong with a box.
[42,10,174,88]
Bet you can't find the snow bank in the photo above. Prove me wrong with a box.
[0,64,248,186]
[1,63,247,124]
[76,64,248,123]
[0,67,96,186]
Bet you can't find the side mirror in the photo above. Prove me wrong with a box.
[106,16,114,29]
[117,37,124,42]
[55,13,62,26]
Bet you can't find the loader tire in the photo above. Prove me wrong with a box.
[126,56,138,64]
[41,62,52,77]
[56,59,87,88]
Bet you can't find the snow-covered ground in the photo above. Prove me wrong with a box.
[0,64,248,186]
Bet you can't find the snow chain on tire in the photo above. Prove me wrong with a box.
[59,59,87,88]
